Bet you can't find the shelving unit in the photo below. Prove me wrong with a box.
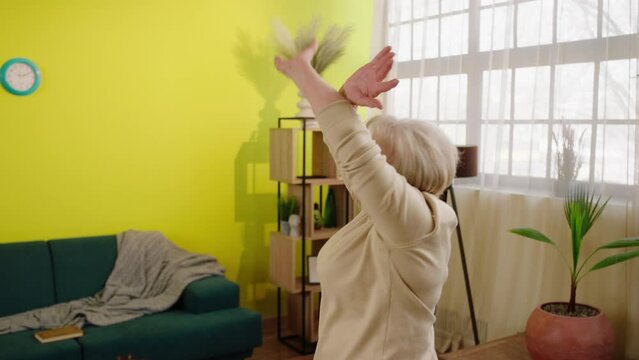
[269,117,355,354]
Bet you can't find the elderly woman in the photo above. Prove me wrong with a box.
[275,43,459,360]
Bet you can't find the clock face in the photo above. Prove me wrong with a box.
[6,62,36,92]
[1,58,41,96]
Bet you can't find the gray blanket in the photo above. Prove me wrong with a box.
[0,230,224,335]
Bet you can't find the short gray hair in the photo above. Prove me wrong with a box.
[366,115,459,196]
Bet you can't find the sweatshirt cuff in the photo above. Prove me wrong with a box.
[316,100,363,145]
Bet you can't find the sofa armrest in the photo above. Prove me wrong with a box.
[177,276,239,314]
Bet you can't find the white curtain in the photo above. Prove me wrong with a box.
[373,0,639,358]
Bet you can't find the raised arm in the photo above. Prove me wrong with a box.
[275,45,434,246]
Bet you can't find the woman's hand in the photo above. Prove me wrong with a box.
[339,46,399,109]
[273,40,343,115]
[274,41,317,83]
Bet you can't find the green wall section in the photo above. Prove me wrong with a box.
[0,0,373,315]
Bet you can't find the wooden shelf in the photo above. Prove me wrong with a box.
[292,278,321,294]
[288,177,343,186]
[310,227,339,240]
[270,228,338,242]
[269,232,324,293]
[269,128,337,183]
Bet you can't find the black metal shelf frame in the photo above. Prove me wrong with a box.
[275,116,315,355]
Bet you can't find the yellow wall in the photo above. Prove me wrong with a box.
[0,0,373,315]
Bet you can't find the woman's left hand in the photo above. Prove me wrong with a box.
[339,46,399,109]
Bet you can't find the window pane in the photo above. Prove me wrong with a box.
[412,77,438,120]
[514,66,550,120]
[414,0,439,18]
[554,63,594,120]
[389,24,412,62]
[481,124,510,175]
[413,19,439,60]
[512,124,549,177]
[483,69,512,120]
[481,0,512,5]
[388,78,411,119]
[440,124,467,144]
[441,14,469,56]
[595,125,636,184]
[440,74,468,120]
[480,5,515,51]
[602,0,639,37]
[557,0,597,42]
[389,0,412,24]
[517,0,553,47]
[598,59,638,119]
[441,0,469,14]
[550,124,591,181]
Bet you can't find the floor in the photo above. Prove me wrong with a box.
[248,320,529,360]
[248,318,313,360]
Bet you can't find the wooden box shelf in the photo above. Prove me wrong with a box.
[269,128,337,184]
[269,232,323,294]
[288,292,321,343]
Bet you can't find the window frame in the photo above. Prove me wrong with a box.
[384,0,639,197]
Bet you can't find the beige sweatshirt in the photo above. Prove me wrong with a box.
[314,100,458,360]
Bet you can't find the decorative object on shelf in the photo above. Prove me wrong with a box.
[510,186,639,360]
[313,203,323,230]
[552,123,586,196]
[323,188,337,228]
[441,145,481,345]
[307,256,319,285]
[296,90,315,120]
[1,58,42,96]
[272,17,352,119]
[279,196,298,235]
[289,214,301,237]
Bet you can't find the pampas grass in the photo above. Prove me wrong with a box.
[272,17,352,74]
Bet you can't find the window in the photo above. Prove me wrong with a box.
[384,0,638,194]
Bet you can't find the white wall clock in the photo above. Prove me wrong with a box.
[1,58,42,96]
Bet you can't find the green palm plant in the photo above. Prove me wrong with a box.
[510,186,639,314]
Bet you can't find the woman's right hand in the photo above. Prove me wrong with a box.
[274,41,318,83]
[339,46,399,109]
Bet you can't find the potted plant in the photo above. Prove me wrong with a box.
[272,17,352,119]
[279,196,298,236]
[510,186,639,360]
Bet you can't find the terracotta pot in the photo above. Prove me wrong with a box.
[525,302,615,360]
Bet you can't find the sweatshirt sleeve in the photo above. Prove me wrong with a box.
[316,100,436,247]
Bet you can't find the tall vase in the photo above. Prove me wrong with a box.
[296,90,318,128]
[324,189,337,228]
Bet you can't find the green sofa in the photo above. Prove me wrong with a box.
[0,235,262,360]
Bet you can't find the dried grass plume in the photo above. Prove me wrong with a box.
[272,17,352,74]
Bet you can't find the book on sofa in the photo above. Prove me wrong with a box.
[35,326,83,343]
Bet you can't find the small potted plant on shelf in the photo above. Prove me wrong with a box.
[279,196,298,236]
[510,186,639,360]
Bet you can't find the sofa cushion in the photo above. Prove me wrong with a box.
[78,308,262,360]
[0,241,56,317]
[48,235,118,302]
[176,276,239,314]
[0,330,81,360]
